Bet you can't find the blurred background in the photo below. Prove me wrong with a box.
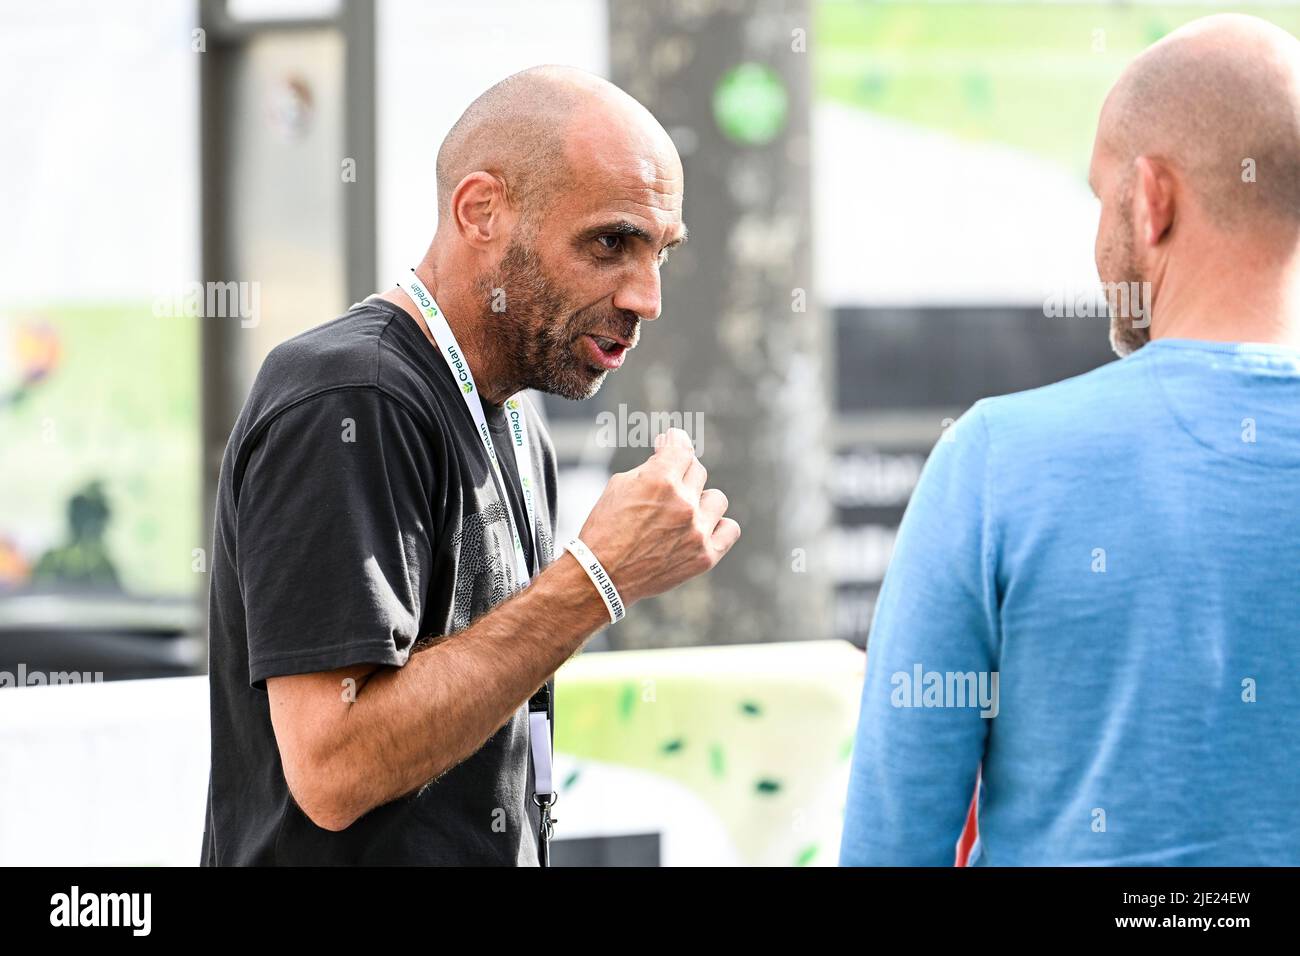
[2,0,1296,866]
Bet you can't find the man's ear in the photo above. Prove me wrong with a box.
[1132,155,1176,248]
[449,171,514,248]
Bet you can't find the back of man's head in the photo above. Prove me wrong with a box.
[1092,14,1300,352]
[1102,13,1300,233]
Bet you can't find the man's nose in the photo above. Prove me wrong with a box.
[612,264,662,322]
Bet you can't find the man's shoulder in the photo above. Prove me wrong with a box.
[929,351,1163,501]
[256,300,403,393]
[243,300,439,431]
[972,351,1152,446]
[226,303,454,470]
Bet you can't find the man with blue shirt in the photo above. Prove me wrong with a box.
[841,13,1300,866]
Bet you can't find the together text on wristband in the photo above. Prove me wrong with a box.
[564,537,626,624]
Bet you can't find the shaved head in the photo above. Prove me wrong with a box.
[1098,14,1300,230]
[436,65,675,227]
[1091,15,1300,355]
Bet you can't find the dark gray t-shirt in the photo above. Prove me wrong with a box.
[201,297,557,866]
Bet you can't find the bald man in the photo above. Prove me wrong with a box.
[201,67,739,866]
[842,15,1300,866]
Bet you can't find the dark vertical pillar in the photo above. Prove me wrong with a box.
[605,0,832,648]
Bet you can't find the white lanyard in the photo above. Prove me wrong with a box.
[397,270,557,858]
[397,271,540,587]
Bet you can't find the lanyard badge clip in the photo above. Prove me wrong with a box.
[529,684,557,865]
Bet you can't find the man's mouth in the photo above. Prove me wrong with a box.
[581,332,631,371]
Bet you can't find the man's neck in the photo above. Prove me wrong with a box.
[378,259,517,406]
[1150,243,1300,349]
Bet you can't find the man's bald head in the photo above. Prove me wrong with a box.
[420,66,684,403]
[435,65,677,227]
[1097,14,1300,230]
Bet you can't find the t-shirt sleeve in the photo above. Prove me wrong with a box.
[234,388,440,690]
[840,401,999,866]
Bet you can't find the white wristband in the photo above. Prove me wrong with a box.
[564,537,626,624]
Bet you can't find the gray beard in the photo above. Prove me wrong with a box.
[1109,313,1151,357]
[474,239,626,401]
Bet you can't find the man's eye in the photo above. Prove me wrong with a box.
[595,235,623,252]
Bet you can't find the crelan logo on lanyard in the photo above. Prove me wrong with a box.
[446,342,474,394]
[506,398,527,448]
[408,282,437,320]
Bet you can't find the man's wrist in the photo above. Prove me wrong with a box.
[563,537,627,623]
[535,549,623,635]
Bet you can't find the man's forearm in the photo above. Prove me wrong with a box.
[317,551,610,828]
[285,429,738,832]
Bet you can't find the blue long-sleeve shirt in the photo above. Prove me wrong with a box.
[840,338,1300,866]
